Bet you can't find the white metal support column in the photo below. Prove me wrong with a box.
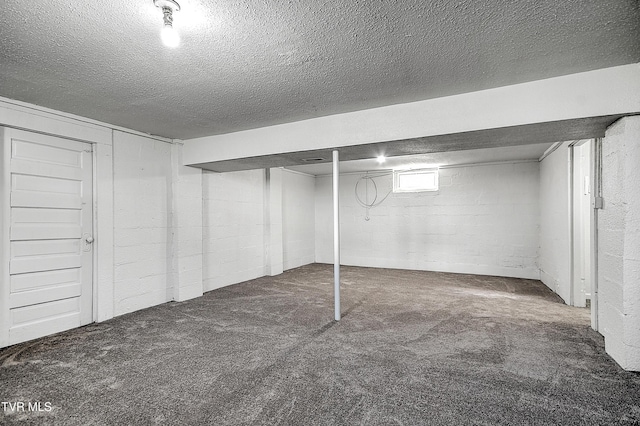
[333,150,341,321]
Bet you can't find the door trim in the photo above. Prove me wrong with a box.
[0,129,11,347]
[0,127,96,347]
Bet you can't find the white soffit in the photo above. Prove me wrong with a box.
[287,143,554,176]
[184,64,640,172]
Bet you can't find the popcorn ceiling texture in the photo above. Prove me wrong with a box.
[0,0,638,139]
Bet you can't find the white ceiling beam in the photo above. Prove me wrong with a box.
[183,64,640,167]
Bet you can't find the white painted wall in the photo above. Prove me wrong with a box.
[170,143,203,302]
[316,161,540,279]
[265,168,283,276]
[0,107,202,323]
[112,131,173,316]
[202,169,266,291]
[282,170,315,270]
[201,168,316,290]
[598,116,640,371]
[538,142,572,303]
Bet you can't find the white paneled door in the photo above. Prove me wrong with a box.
[4,129,93,346]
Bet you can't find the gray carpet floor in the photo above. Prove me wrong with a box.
[1,263,639,425]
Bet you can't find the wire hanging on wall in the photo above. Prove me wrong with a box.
[354,172,393,221]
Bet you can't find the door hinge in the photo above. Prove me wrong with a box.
[592,196,604,209]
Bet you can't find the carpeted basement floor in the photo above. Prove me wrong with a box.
[1,264,639,425]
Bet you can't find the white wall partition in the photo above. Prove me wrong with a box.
[112,131,173,316]
[202,169,266,291]
[282,170,315,271]
[202,168,317,291]
[539,142,572,303]
[265,168,284,276]
[170,143,203,302]
[598,116,640,371]
[315,161,540,279]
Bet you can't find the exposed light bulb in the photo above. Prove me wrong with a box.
[161,25,180,48]
[376,155,386,164]
[154,0,181,48]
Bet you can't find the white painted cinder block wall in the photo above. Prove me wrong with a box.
[282,170,316,270]
[538,142,571,303]
[598,116,640,371]
[113,131,174,316]
[0,100,206,323]
[170,143,204,303]
[202,169,266,291]
[201,168,315,291]
[315,161,540,279]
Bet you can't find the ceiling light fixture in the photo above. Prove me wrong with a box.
[376,155,386,164]
[154,0,181,48]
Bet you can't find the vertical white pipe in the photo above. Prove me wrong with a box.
[333,150,341,321]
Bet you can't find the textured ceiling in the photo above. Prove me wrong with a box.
[1,0,639,140]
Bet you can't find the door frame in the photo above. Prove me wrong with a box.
[569,140,592,308]
[0,126,99,347]
[568,138,600,329]
[0,129,10,347]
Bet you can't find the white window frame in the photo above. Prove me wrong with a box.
[393,168,439,193]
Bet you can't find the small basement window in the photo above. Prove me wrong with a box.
[393,169,439,193]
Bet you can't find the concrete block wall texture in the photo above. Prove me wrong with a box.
[170,144,203,302]
[113,131,173,316]
[201,168,316,291]
[282,170,316,271]
[265,168,284,276]
[599,116,640,371]
[202,169,267,291]
[315,161,540,279]
[538,142,571,303]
